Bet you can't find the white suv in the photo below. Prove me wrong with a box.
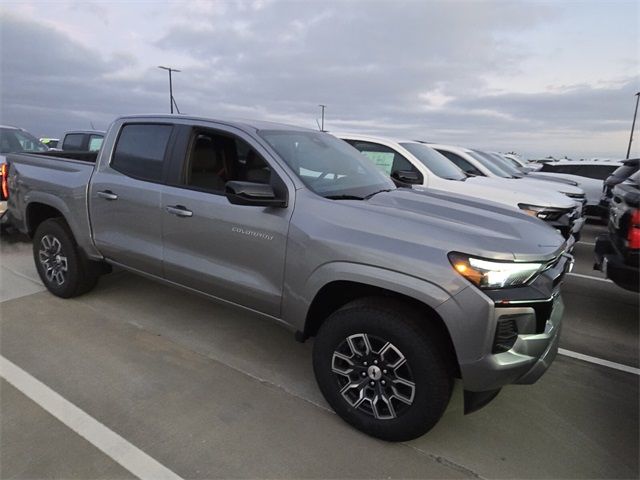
[337,133,584,240]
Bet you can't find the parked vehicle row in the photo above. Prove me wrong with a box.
[337,134,585,240]
[4,115,573,441]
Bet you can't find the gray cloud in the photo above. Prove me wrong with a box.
[1,2,637,158]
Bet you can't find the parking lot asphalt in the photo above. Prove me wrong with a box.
[1,222,638,479]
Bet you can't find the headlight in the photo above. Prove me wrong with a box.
[448,252,544,289]
[518,203,567,221]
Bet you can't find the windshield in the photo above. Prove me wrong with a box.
[259,130,395,199]
[467,150,514,178]
[612,164,637,179]
[484,152,524,177]
[400,143,466,180]
[627,170,640,184]
[0,128,49,154]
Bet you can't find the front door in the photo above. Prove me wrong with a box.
[161,125,292,316]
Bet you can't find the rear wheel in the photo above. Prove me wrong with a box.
[313,298,453,441]
[33,218,101,298]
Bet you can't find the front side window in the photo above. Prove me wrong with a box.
[111,124,173,183]
[259,131,394,199]
[184,130,271,193]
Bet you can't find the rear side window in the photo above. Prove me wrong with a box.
[540,163,617,180]
[112,124,172,182]
[62,134,85,150]
[88,135,103,152]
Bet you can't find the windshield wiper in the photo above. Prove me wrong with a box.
[364,189,393,199]
[324,194,365,200]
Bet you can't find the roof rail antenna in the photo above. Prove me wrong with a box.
[318,104,326,132]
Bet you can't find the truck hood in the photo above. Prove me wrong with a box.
[350,188,566,262]
[465,176,578,209]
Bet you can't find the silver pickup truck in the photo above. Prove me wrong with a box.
[5,115,572,441]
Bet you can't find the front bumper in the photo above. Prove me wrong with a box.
[594,234,639,292]
[459,294,563,392]
[438,253,571,396]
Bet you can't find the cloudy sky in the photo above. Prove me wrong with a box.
[1,0,638,158]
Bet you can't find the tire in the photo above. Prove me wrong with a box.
[313,298,453,442]
[33,218,100,298]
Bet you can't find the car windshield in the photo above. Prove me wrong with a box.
[259,130,395,199]
[467,150,514,178]
[0,128,49,154]
[485,152,525,177]
[627,170,640,185]
[400,143,466,180]
[612,164,638,179]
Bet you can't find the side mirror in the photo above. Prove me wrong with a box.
[225,181,287,208]
[391,170,422,185]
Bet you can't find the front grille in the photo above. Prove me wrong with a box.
[492,318,518,353]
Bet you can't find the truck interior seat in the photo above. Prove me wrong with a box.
[245,149,271,184]
[189,135,226,191]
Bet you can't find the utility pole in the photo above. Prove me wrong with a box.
[626,92,640,159]
[318,104,326,131]
[158,66,181,114]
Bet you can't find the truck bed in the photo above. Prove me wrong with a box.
[29,150,99,163]
[6,151,97,256]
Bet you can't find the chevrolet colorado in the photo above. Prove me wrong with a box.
[5,115,572,441]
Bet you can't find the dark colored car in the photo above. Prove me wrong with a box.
[599,159,639,218]
[61,130,105,152]
[594,170,640,292]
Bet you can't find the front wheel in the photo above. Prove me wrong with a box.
[312,298,453,441]
[33,218,100,298]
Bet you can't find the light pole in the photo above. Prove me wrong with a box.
[158,66,181,114]
[318,104,326,131]
[626,91,640,159]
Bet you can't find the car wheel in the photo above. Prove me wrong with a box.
[313,298,453,441]
[33,218,100,298]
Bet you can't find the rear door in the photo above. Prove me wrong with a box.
[161,123,293,316]
[89,122,175,276]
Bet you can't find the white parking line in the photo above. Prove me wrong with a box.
[0,355,183,480]
[578,241,596,246]
[558,349,640,375]
[567,272,612,283]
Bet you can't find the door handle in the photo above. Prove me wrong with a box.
[97,190,118,201]
[166,205,193,217]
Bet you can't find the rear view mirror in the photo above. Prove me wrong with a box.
[391,170,422,185]
[225,181,287,208]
